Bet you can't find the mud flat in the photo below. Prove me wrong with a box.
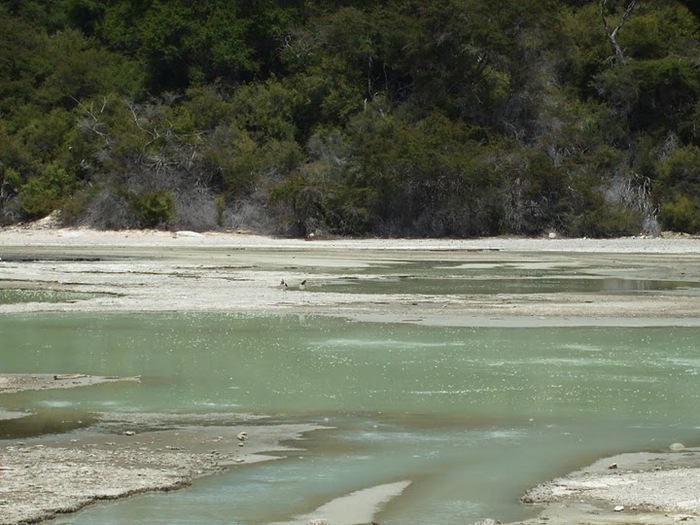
[501,446,700,525]
[0,373,139,394]
[0,404,325,525]
[0,374,327,525]
[1,227,700,324]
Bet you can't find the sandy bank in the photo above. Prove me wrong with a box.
[0,410,326,525]
[1,225,699,253]
[0,373,329,525]
[2,227,700,324]
[0,373,139,394]
[503,446,700,525]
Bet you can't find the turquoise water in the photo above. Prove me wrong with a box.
[2,313,700,524]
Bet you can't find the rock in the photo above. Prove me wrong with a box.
[174,231,203,238]
[305,519,330,525]
[608,462,618,469]
[613,505,625,512]
[53,374,88,381]
[237,431,248,441]
[670,442,685,451]
[123,431,136,436]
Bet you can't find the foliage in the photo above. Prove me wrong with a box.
[129,189,176,228]
[655,145,700,232]
[18,165,75,219]
[1,0,699,236]
[659,194,699,233]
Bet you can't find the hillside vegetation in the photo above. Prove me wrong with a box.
[1,0,699,237]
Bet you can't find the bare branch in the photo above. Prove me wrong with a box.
[598,0,639,63]
[128,103,156,139]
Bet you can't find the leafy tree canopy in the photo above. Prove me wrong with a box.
[1,0,699,236]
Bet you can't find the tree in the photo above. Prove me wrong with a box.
[1,0,699,236]
[597,0,639,63]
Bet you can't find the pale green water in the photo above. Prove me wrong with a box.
[312,276,700,295]
[2,313,700,524]
[0,288,99,304]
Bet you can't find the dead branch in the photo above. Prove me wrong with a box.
[598,0,639,63]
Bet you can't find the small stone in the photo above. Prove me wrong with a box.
[613,505,625,512]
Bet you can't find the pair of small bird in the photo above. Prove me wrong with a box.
[280,278,306,291]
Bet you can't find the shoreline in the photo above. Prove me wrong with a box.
[503,446,700,525]
[0,375,329,525]
[1,224,699,253]
[2,226,700,524]
[0,373,140,395]
[2,373,699,525]
[0,419,326,525]
[2,228,700,324]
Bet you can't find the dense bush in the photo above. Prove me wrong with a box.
[659,194,699,233]
[18,166,74,219]
[129,190,176,228]
[0,0,698,237]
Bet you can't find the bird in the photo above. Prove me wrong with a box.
[298,279,307,291]
[279,279,288,291]
[237,431,248,441]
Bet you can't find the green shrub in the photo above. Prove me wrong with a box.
[215,193,226,227]
[129,190,175,228]
[570,205,644,238]
[18,166,74,219]
[2,167,22,193]
[659,193,699,233]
